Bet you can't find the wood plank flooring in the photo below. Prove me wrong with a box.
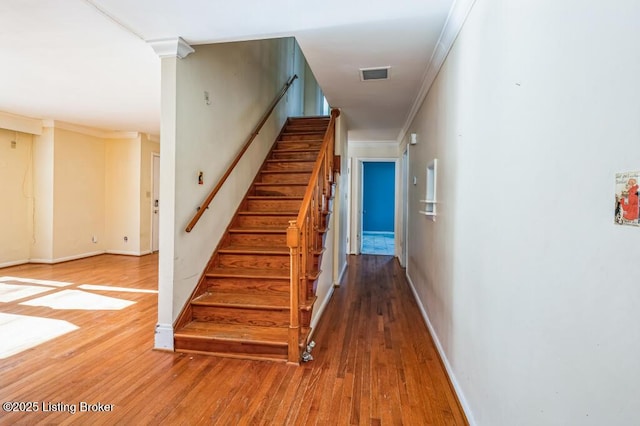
[0,254,466,425]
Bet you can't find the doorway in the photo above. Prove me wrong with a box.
[361,161,395,255]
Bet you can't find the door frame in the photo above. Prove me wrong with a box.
[351,157,399,256]
[400,146,409,267]
[151,153,160,253]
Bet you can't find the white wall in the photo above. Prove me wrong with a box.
[333,113,349,284]
[405,0,640,424]
[157,37,307,333]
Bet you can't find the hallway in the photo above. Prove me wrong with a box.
[0,254,465,424]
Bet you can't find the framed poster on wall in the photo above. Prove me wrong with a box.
[615,171,640,226]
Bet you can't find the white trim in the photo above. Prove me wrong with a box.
[154,323,174,351]
[397,0,478,144]
[106,250,145,256]
[334,261,348,287]
[404,271,477,426]
[42,119,140,139]
[146,133,160,143]
[353,157,400,255]
[139,250,152,256]
[0,111,43,135]
[148,37,195,59]
[0,259,29,268]
[29,250,105,264]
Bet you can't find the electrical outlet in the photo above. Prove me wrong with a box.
[92,236,98,243]
[124,236,128,242]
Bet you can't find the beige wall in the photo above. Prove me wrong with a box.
[105,137,141,254]
[52,128,105,260]
[0,129,33,266]
[0,117,158,265]
[31,128,54,262]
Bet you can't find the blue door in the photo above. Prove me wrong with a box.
[363,162,395,232]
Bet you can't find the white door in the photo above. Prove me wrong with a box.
[152,154,160,252]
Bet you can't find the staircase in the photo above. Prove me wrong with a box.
[174,116,334,363]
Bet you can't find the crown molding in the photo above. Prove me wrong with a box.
[0,111,43,135]
[42,120,139,140]
[145,133,160,143]
[397,0,478,145]
[148,37,195,59]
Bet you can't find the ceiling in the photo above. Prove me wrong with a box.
[0,0,454,141]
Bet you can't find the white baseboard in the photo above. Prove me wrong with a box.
[139,250,152,256]
[405,271,476,426]
[106,250,144,256]
[0,259,29,268]
[154,323,174,351]
[30,250,105,264]
[334,260,348,286]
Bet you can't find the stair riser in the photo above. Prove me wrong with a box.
[271,151,319,161]
[246,199,301,211]
[192,306,289,327]
[174,338,288,361]
[226,233,286,247]
[234,215,294,227]
[206,277,290,294]
[264,162,315,172]
[280,134,325,141]
[276,141,323,150]
[259,172,311,184]
[254,185,307,197]
[217,253,290,269]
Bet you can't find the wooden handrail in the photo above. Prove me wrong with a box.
[295,108,340,226]
[185,74,298,233]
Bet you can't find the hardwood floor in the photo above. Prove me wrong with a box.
[0,254,467,425]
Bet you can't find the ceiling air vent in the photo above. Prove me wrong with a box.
[360,66,391,81]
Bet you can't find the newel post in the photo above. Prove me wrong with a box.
[287,220,301,364]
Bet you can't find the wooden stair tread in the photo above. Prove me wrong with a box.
[254,182,308,187]
[228,227,286,234]
[219,245,288,254]
[237,211,297,216]
[272,148,320,153]
[175,322,288,346]
[206,267,289,279]
[193,292,289,309]
[266,159,316,163]
[246,195,303,200]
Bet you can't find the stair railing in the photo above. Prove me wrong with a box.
[185,74,298,233]
[286,108,340,364]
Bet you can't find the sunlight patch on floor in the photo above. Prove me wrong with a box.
[78,284,157,294]
[0,276,72,287]
[0,283,55,303]
[0,313,78,359]
[20,290,136,311]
